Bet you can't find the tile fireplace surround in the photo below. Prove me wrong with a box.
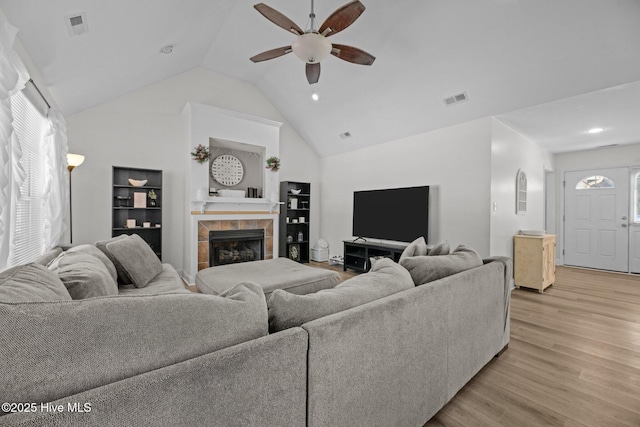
[197,219,274,272]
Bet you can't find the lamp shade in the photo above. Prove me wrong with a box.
[291,33,332,63]
[67,153,85,171]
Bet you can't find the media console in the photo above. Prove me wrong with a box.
[343,240,409,273]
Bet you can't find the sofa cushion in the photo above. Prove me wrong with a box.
[106,234,162,288]
[428,241,450,256]
[400,244,483,286]
[267,257,414,332]
[96,235,132,284]
[34,247,63,266]
[48,252,118,299]
[0,263,72,302]
[399,236,428,264]
[67,244,118,283]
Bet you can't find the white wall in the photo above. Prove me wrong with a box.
[552,142,640,263]
[66,67,321,272]
[490,119,554,258]
[319,118,493,258]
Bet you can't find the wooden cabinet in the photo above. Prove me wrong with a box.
[514,234,556,293]
[279,181,310,263]
[112,166,163,259]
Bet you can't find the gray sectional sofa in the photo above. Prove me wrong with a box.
[0,235,512,427]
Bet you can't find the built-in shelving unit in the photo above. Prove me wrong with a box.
[279,181,310,263]
[112,166,163,259]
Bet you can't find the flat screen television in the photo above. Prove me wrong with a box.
[352,186,429,243]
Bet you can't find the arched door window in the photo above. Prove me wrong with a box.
[575,175,615,190]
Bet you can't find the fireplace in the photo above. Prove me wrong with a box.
[209,229,265,266]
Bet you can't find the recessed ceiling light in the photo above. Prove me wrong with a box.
[160,45,174,55]
[587,127,604,134]
[311,93,319,101]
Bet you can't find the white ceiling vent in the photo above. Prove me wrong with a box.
[65,13,88,37]
[339,131,352,140]
[443,92,469,106]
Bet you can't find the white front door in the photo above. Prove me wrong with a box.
[564,167,629,272]
[630,168,640,274]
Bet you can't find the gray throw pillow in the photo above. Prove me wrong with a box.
[34,247,63,266]
[428,241,450,256]
[106,234,163,288]
[400,244,483,286]
[0,263,72,302]
[398,236,428,264]
[67,244,118,284]
[96,235,132,284]
[267,257,414,333]
[48,252,118,299]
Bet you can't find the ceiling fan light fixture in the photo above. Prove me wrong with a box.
[292,33,332,63]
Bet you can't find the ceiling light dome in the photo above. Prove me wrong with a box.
[291,33,331,63]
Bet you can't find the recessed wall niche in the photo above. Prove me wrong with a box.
[208,138,265,197]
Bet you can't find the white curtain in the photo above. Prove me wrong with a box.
[43,108,69,249]
[0,16,68,270]
[0,16,29,270]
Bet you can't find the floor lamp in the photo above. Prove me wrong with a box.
[67,153,85,244]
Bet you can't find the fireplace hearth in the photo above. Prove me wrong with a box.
[210,229,265,267]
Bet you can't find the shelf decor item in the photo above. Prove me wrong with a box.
[289,244,301,261]
[128,179,147,187]
[191,144,210,164]
[133,192,147,208]
[148,189,157,207]
[265,156,281,171]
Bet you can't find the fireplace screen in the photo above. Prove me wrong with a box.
[209,229,265,266]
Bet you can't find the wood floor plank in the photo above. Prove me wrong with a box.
[424,266,640,426]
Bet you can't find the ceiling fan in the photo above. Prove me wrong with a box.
[250,0,376,84]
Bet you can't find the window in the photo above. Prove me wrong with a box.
[575,175,615,190]
[7,90,49,266]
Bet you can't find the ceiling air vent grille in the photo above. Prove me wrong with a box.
[339,131,352,140]
[443,92,469,106]
[65,13,88,37]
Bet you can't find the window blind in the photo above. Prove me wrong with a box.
[8,90,48,266]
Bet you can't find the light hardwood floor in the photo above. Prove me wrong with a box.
[426,266,640,427]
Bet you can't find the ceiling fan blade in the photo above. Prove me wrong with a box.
[250,46,292,63]
[319,0,366,37]
[254,3,303,35]
[330,44,375,65]
[306,63,321,84]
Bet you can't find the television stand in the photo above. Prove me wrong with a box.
[343,240,409,273]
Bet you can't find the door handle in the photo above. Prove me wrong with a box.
[622,224,628,228]
[622,216,628,220]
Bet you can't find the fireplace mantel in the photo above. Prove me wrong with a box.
[190,198,283,214]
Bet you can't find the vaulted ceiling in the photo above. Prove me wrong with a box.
[2,0,639,157]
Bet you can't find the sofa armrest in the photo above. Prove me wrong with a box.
[0,283,267,406]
